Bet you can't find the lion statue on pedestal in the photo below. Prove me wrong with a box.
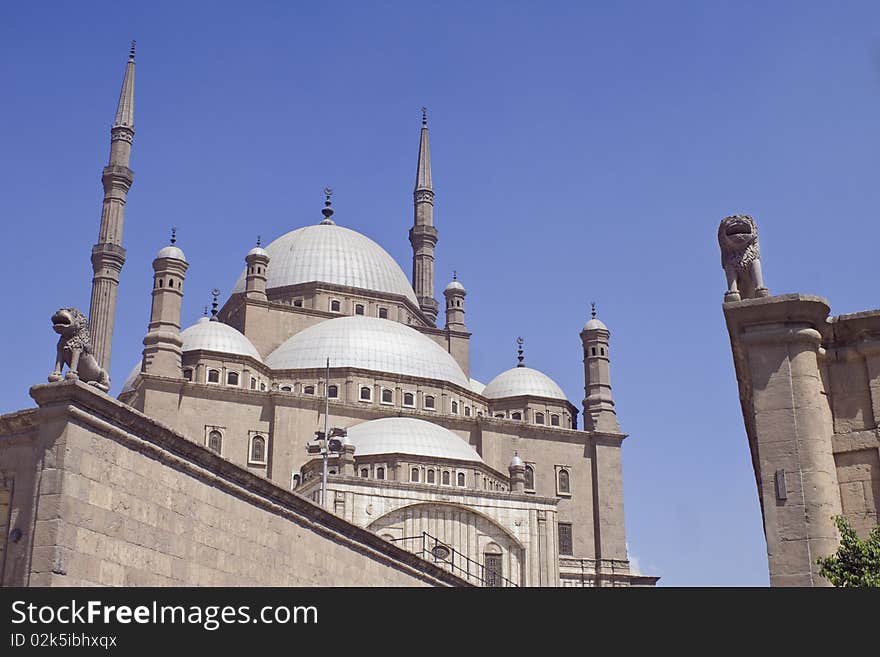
[48,307,110,391]
[718,214,770,302]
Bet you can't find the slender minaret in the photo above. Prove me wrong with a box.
[581,303,620,433]
[409,107,439,324]
[142,229,188,378]
[89,41,136,371]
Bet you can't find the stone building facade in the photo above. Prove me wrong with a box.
[0,45,657,587]
[719,214,880,586]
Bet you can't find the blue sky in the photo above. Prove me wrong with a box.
[2,2,879,586]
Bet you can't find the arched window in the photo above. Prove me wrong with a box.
[359,386,372,401]
[260,382,266,391]
[457,472,466,487]
[410,468,420,483]
[464,406,471,417]
[551,414,560,426]
[250,377,257,390]
[207,430,222,454]
[250,435,266,464]
[330,299,341,312]
[591,347,597,356]
[403,392,415,407]
[442,471,450,485]
[376,467,385,480]
[484,545,503,588]
[360,468,369,478]
[327,384,338,399]
[280,385,292,392]
[511,412,522,420]
[158,278,163,288]
[535,412,545,425]
[558,468,571,494]
[427,470,436,484]
[525,465,535,491]
[304,385,315,395]
[381,388,393,404]
[291,473,301,489]
[183,369,193,381]
[207,369,220,383]
[495,413,505,419]
[378,307,388,319]
[451,401,458,414]
[355,304,365,315]
[227,371,239,386]
[424,395,435,409]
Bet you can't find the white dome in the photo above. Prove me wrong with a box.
[483,366,567,401]
[120,360,143,394]
[445,280,465,293]
[468,378,486,395]
[266,316,469,387]
[583,318,608,331]
[181,317,263,362]
[247,245,268,258]
[231,224,418,305]
[156,245,186,261]
[347,417,483,463]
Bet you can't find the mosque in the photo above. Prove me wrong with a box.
[0,44,657,587]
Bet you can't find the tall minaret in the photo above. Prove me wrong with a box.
[581,303,620,433]
[89,41,136,372]
[409,107,439,324]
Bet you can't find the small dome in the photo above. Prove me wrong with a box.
[155,245,187,262]
[483,366,567,401]
[232,224,418,305]
[266,316,468,387]
[445,280,465,293]
[181,317,263,362]
[119,360,143,395]
[583,318,608,331]
[346,417,483,463]
[509,453,524,468]
[468,378,486,395]
[247,245,268,258]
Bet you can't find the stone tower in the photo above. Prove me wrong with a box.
[581,305,620,433]
[409,108,439,324]
[245,238,270,302]
[443,273,466,332]
[89,41,136,372]
[141,231,188,378]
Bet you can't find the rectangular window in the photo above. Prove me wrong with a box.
[558,523,573,556]
[293,299,303,307]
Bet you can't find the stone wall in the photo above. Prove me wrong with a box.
[0,380,467,587]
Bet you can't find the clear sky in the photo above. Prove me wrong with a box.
[2,2,878,586]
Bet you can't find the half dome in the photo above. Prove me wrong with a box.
[231,224,418,305]
[346,417,483,463]
[266,316,469,387]
[483,366,567,401]
[181,317,263,362]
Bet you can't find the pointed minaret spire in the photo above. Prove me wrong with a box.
[88,42,138,373]
[410,108,439,324]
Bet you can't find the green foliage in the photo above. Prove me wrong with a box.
[816,516,880,587]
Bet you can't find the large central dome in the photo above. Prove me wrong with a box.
[232,224,418,305]
[266,316,469,387]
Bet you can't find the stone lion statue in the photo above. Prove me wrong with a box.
[718,214,770,302]
[48,307,110,391]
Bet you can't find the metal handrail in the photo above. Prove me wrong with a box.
[391,532,518,587]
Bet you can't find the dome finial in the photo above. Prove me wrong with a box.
[320,187,335,225]
[170,226,177,245]
[453,269,457,281]
[256,235,261,247]
[203,305,208,317]
[210,288,220,321]
[421,106,427,126]
[516,336,525,367]
[591,301,597,319]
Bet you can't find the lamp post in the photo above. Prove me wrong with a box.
[304,357,348,508]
